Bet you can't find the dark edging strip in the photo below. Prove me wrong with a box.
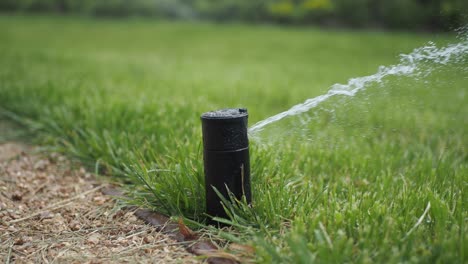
[102,187,240,264]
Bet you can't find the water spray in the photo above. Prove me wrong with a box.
[249,35,468,134]
[201,108,251,221]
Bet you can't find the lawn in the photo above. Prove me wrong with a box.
[0,15,466,263]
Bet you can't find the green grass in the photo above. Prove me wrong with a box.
[1,15,466,263]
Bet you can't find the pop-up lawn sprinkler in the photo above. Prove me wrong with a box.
[201,108,251,221]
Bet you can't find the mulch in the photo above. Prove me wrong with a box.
[0,142,198,263]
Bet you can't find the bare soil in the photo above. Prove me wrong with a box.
[0,142,199,263]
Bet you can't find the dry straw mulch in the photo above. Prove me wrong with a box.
[0,142,199,263]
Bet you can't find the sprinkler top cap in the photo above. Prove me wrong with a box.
[201,108,249,151]
[201,108,247,120]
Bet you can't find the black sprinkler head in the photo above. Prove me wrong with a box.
[201,108,251,221]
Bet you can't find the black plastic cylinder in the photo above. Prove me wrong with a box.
[201,108,251,220]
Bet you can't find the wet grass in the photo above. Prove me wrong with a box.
[1,15,466,263]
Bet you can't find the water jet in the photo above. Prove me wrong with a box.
[201,108,251,221]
